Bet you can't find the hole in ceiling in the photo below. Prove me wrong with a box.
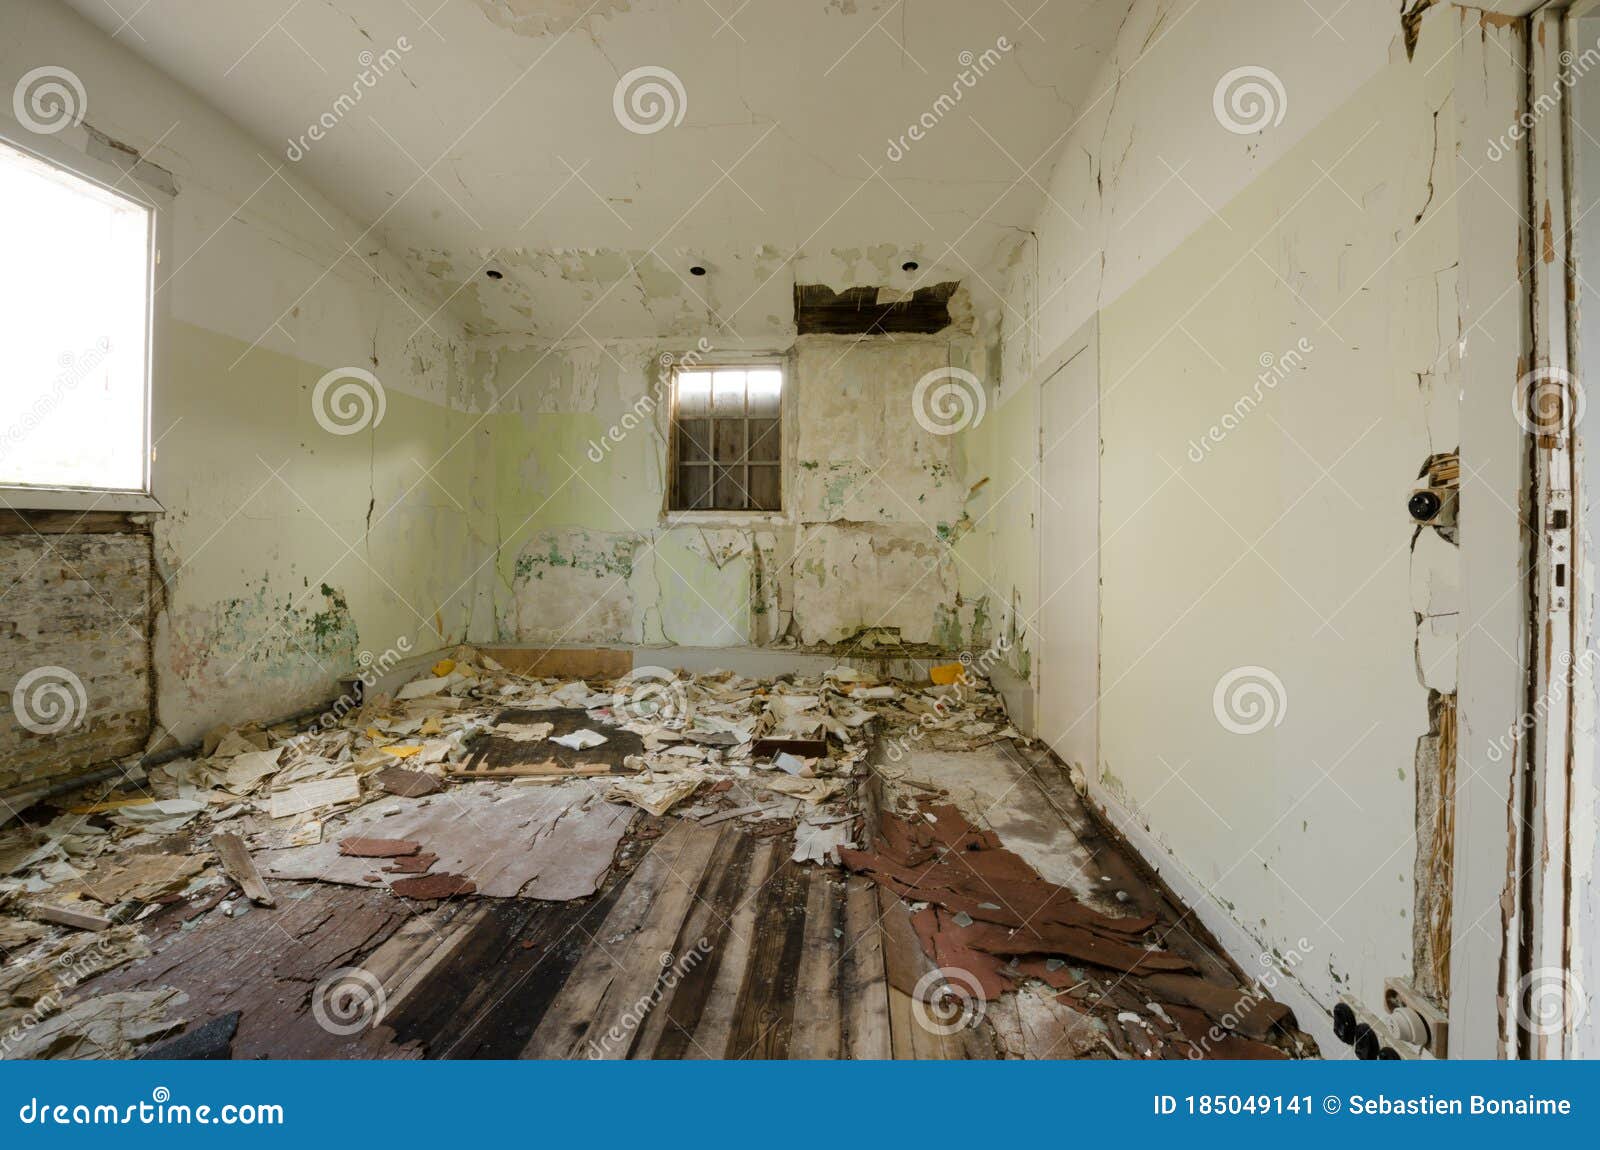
[902,260,919,272]
[794,282,958,335]
[689,265,707,276]
[485,269,504,280]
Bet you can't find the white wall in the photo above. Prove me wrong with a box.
[991,0,1531,1053]
[2,0,486,746]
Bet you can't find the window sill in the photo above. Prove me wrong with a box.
[662,510,787,530]
[0,486,165,514]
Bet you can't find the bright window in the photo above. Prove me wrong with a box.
[670,365,782,512]
[0,139,152,494]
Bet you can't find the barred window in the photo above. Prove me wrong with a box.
[669,365,782,512]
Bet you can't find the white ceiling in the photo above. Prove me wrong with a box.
[69,0,1133,339]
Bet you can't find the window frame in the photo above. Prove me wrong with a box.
[0,127,164,514]
[664,355,788,521]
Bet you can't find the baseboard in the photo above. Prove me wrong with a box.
[1081,776,1346,1059]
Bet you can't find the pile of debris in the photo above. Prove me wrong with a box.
[0,650,1024,1057]
[843,801,1301,1059]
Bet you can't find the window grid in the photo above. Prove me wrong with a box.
[671,367,782,512]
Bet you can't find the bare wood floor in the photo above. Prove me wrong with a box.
[88,745,1290,1059]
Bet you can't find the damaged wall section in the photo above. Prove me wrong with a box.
[0,522,154,791]
[479,318,995,655]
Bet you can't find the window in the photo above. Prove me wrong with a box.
[0,139,152,495]
[670,365,782,512]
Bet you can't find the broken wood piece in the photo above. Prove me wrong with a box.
[210,832,276,907]
[698,801,785,826]
[27,901,113,932]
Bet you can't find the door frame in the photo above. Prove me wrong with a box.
[1032,315,1100,784]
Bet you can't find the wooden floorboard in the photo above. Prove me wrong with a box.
[522,820,719,1058]
[64,741,1296,1060]
[681,837,778,1058]
[631,826,753,1058]
[724,857,811,1059]
[789,871,844,1059]
[839,876,892,1058]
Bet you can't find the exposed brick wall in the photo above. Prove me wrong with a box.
[0,532,153,792]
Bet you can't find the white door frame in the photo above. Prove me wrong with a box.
[1032,316,1100,783]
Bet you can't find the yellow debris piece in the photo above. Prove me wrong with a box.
[381,745,424,759]
[928,662,966,686]
[432,658,456,677]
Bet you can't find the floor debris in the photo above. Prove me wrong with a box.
[0,647,1304,1060]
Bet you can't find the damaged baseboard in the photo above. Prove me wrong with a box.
[1077,775,1346,1059]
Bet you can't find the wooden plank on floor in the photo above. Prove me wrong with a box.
[396,882,632,1059]
[840,875,891,1059]
[878,885,982,1060]
[682,838,778,1059]
[360,901,491,1015]
[788,868,843,1059]
[523,821,720,1059]
[725,858,811,1059]
[630,827,755,1059]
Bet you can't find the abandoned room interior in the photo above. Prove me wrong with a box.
[3,0,1600,1069]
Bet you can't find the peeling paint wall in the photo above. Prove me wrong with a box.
[4,0,487,752]
[479,326,994,654]
[989,0,1487,1032]
[0,531,153,791]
